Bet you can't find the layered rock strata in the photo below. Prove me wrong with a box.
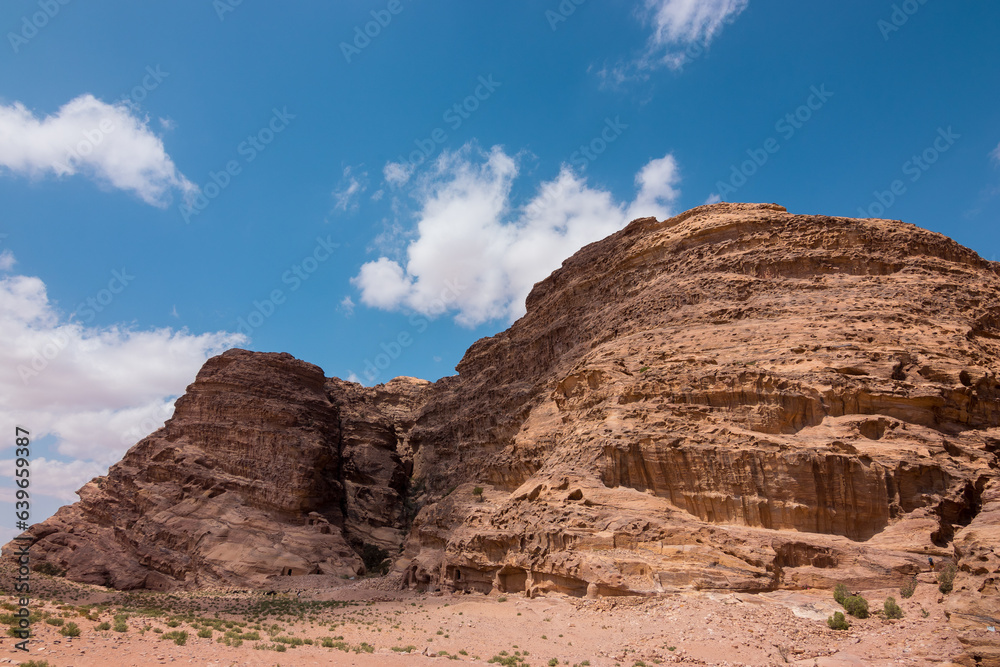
[8,203,999,662]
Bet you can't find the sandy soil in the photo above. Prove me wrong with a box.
[0,570,975,666]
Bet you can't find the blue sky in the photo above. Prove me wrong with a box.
[1,0,999,528]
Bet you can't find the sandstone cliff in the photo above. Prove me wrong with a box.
[14,350,428,589]
[7,203,999,663]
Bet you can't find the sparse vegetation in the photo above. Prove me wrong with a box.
[833,583,850,606]
[827,611,850,630]
[900,576,917,599]
[60,621,81,637]
[34,562,64,577]
[883,596,903,619]
[938,563,957,594]
[162,630,188,645]
[843,595,870,619]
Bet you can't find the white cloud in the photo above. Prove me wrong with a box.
[0,271,245,503]
[0,457,108,503]
[340,295,355,317]
[0,94,195,207]
[627,153,682,221]
[352,143,680,327]
[645,0,749,52]
[601,0,748,82]
[333,166,368,212]
[992,142,1000,164]
[384,160,414,188]
[0,250,15,272]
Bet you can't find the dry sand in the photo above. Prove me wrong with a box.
[0,570,975,666]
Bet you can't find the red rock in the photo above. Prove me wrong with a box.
[6,202,998,663]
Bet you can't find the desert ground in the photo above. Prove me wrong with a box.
[0,567,978,667]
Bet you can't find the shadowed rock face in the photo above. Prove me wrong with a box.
[12,350,429,589]
[7,203,998,663]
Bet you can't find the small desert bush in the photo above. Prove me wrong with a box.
[197,627,212,638]
[844,595,869,619]
[60,622,81,637]
[44,617,64,626]
[833,583,850,606]
[827,611,850,630]
[162,630,188,645]
[34,562,64,577]
[95,621,111,631]
[900,576,917,598]
[938,564,957,594]
[884,596,903,619]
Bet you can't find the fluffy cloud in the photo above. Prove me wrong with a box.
[0,458,108,503]
[353,144,680,326]
[0,94,195,206]
[0,271,244,504]
[992,142,1000,163]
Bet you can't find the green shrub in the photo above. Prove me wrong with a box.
[900,576,917,599]
[884,596,903,619]
[60,622,81,637]
[938,564,957,594]
[44,617,65,626]
[833,583,850,606]
[113,620,128,633]
[844,595,869,619]
[34,562,64,577]
[197,628,212,638]
[19,661,50,667]
[827,611,850,630]
[95,621,111,631]
[162,630,188,645]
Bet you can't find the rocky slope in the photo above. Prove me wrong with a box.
[7,203,999,663]
[14,350,429,589]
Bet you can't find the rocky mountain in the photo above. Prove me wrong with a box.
[8,203,999,664]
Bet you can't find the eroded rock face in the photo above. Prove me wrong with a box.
[7,203,998,662]
[395,203,998,662]
[11,350,428,589]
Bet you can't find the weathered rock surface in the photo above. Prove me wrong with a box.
[6,203,998,662]
[11,350,428,589]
